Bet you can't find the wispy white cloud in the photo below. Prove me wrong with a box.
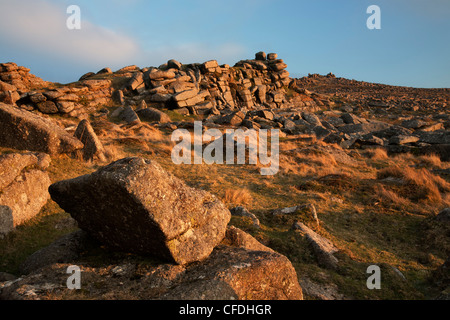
[0,0,140,68]
[0,0,247,82]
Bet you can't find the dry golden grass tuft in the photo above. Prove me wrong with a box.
[96,121,175,157]
[374,185,412,208]
[280,146,338,177]
[392,152,415,162]
[366,148,389,160]
[103,144,127,162]
[418,154,442,168]
[279,154,314,175]
[127,123,165,142]
[377,165,450,204]
[222,188,253,206]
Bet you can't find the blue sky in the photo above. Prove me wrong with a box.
[0,0,449,88]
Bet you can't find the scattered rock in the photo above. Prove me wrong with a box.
[401,119,427,129]
[229,206,260,228]
[299,277,345,300]
[127,72,144,91]
[112,90,125,105]
[341,113,365,125]
[223,226,273,253]
[273,204,319,227]
[55,101,76,114]
[389,135,420,145]
[74,119,106,162]
[216,111,246,126]
[137,107,171,123]
[338,122,390,135]
[36,101,58,114]
[110,106,125,118]
[202,60,220,73]
[120,105,141,124]
[420,123,445,132]
[292,221,339,269]
[149,70,176,80]
[79,72,95,81]
[302,112,322,126]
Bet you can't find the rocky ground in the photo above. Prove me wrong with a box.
[0,52,449,300]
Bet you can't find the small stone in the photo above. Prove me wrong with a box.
[267,53,278,61]
[389,135,420,145]
[97,67,112,75]
[74,119,106,162]
[167,59,182,70]
[436,208,450,222]
[137,107,171,123]
[255,52,267,61]
[229,206,260,228]
[36,101,58,114]
[121,106,141,124]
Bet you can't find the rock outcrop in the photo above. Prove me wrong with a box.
[73,119,106,162]
[0,54,328,136]
[64,52,320,123]
[0,62,48,105]
[14,79,113,118]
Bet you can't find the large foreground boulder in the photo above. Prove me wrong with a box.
[49,157,231,265]
[0,103,84,155]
